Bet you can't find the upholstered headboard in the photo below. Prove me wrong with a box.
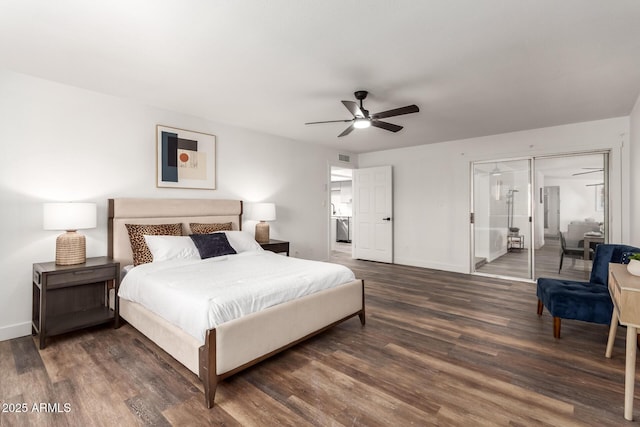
[108,198,243,267]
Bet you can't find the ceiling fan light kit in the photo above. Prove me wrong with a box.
[353,117,371,129]
[305,90,419,137]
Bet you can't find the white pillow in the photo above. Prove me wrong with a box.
[143,235,201,262]
[216,230,264,253]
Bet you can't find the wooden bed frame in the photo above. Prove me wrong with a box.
[107,198,365,407]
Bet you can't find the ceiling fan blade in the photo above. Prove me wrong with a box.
[338,124,355,137]
[572,169,603,176]
[305,119,353,125]
[371,104,419,119]
[371,120,403,132]
[342,100,366,118]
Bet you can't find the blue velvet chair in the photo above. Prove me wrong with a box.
[536,244,640,338]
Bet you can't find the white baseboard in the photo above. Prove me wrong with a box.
[0,321,32,342]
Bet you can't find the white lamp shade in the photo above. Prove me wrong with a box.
[43,202,97,231]
[250,202,276,221]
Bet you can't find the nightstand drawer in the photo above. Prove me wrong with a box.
[46,266,117,288]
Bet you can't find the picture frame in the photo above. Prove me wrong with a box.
[156,125,216,189]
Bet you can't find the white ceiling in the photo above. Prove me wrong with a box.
[2,1,640,154]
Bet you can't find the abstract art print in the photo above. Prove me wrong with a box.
[156,125,216,189]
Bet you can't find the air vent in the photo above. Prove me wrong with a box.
[338,154,350,163]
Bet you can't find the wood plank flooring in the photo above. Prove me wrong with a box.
[477,237,592,282]
[0,253,635,426]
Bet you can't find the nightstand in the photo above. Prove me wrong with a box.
[260,239,290,256]
[32,256,120,349]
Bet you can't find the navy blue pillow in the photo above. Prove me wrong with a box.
[189,233,237,259]
[621,251,639,265]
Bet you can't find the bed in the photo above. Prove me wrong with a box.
[107,198,365,408]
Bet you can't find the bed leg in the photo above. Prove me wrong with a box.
[358,311,366,325]
[204,379,218,409]
[199,329,218,408]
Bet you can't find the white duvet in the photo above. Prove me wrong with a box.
[118,251,356,343]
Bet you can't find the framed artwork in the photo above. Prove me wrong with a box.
[156,125,216,189]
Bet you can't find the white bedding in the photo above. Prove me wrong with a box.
[118,251,356,343]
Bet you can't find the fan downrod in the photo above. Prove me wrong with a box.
[354,90,368,101]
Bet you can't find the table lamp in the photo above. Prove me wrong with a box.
[251,202,276,244]
[43,202,97,265]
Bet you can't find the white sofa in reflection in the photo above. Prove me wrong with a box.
[565,220,601,247]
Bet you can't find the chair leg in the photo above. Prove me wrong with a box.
[558,252,564,273]
[553,317,561,339]
[537,299,544,316]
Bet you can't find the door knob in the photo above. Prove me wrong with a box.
[382,217,391,221]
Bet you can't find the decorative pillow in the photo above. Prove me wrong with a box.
[189,222,233,234]
[217,230,264,253]
[125,223,183,266]
[621,251,638,265]
[143,235,200,262]
[189,233,237,259]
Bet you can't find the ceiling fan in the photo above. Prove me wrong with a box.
[572,167,604,176]
[305,90,419,137]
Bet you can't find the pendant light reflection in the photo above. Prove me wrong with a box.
[491,164,502,200]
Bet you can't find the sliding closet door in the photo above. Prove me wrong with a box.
[471,159,532,280]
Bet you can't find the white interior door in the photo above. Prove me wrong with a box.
[353,165,393,263]
[544,186,560,236]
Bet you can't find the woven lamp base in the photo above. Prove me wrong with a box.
[56,231,86,265]
[255,221,270,244]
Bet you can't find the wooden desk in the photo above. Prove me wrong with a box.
[584,234,604,260]
[605,263,640,420]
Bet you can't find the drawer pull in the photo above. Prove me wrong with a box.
[74,270,95,275]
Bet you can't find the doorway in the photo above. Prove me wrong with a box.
[533,153,608,281]
[543,186,560,238]
[471,151,608,282]
[330,166,353,256]
[471,159,533,280]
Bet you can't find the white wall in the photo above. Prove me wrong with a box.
[358,117,630,273]
[0,70,355,341]
[544,177,605,232]
[630,92,640,247]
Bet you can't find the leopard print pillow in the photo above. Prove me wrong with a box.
[189,222,233,234]
[125,223,183,266]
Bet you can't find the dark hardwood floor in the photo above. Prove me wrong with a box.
[0,253,635,426]
[477,237,592,282]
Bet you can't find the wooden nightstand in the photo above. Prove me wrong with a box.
[259,239,290,256]
[32,256,120,349]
